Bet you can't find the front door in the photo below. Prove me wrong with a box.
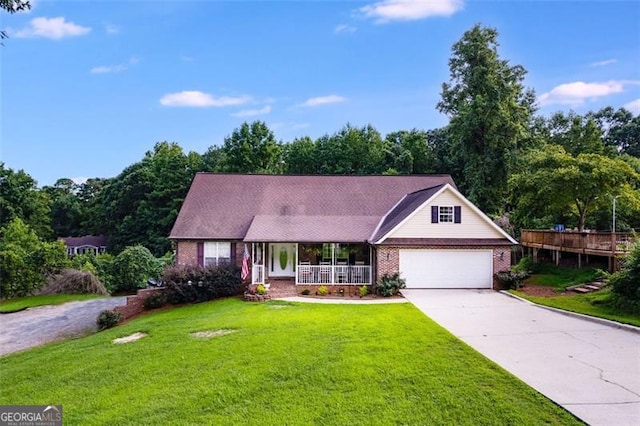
[268,243,296,277]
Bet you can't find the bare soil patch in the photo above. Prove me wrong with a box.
[518,285,570,297]
[190,329,236,339]
[112,332,147,344]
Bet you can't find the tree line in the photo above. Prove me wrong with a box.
[2,24,639,260]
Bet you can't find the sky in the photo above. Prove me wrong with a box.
[1,0,639,187]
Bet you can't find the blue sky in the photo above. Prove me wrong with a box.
[2,0,639,186]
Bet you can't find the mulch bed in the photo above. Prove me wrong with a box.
[517,284,571,297]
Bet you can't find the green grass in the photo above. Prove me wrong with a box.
[525,263,601,289]
[0,298,579,425]
[511,288,640,327]
[0,294,105,313]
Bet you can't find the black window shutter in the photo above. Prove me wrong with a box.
[230,242,237,264]
[197,242,204,267]
[454,206,462,223]
[431,205,439,223]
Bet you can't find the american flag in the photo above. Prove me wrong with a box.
[241,244,250,280]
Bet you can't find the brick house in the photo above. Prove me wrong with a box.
[169,173,516,293]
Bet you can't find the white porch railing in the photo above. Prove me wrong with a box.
[252,264,265,284]
[297,265,371,285]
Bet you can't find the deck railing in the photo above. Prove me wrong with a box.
[297,265,371,285]
[520,230,634,254]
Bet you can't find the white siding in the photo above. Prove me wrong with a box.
[387,189,504,239]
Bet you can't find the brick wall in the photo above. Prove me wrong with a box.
[375,245,513,290]
[114,288,166,319]
[176,240,198,265]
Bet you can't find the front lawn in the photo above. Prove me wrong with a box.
[512,289,640,327]
[0,294,105,313]
[0,298,579,425]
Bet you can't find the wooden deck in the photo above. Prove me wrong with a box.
[519,230,635,270]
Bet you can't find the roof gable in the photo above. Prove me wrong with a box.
[373,184,517,244]
[170,174,457,241]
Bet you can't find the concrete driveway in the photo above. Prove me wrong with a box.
[0,297,127,356]
[402,289,640,426]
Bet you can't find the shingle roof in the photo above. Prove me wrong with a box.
[244,215,381,242]
[169,173,457,241]
[370,185,445,242]
[61,235,108,248]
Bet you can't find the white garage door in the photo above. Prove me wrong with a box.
[399,249,493,289]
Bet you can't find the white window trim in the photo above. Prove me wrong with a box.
[439,205,454,223]
[204,241,231,266]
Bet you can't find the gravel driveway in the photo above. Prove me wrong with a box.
[0,297,127,356]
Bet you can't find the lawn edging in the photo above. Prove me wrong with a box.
[274,296,408,304]
[500,290,640,335]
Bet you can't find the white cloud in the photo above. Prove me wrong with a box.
[538,81,625,106]
[334,24,357,34]
[360,0,463,23]
[90,57,139,74]
[90,64,127,74]
[160,91,251,107]
[589,59,616,67]
[13,17,91,40]
[231,105,272,117]
[300,95,347,107]
[623,99,640,115]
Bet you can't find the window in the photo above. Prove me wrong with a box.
[439,206,454,223]
[204,242,231,266]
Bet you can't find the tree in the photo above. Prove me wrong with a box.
[0,218,68,298]
[220,121,282,173]
[282,136,318,174]
[509,145,640,231]
[43,178,85,237]
[546,111,605,156]
[437,24,536,214]
[0,163,53,239]
[1,0,30,44]
[314,124,386,174]
[609,240,640,310]
[92,142,202,255]
[588,106,640,157]
[384,130,436,174]
[112,245,162,293]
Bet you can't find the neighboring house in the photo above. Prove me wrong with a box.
[61,235,108,257]
[169,174,516,291]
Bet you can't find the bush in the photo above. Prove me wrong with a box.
[112,245,162,293]
[359,285,369,297]
[494,269,529,290]
[96,309,122,330]
[376,273,406,297]
[317,285,328,296]
[513,256,538,274]
[256,284,266,295]
[301,289,311,296]
[162,263,242,304]
[143,290,167,310]
[609,240,640,311]
[40,269,109,295]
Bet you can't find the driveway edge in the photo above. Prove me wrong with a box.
[500,290,640,335]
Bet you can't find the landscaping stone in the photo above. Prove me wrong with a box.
[112,332,147,344]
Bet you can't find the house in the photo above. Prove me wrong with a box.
[61,235,108,257]
[169,173,516,293]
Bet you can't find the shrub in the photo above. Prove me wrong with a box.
[112,245,162,293]
[609,240,640,311]
[96,309,122,330]
[41,269,109,295]
[513,256,538,274]
[494,269,530,290]
[359,285,369,297]
[317,285,328,296]
[256,284,266,295]
[376,273,406,297]
[301,288,311,296]
[162,263,242,304]
[143,291,167,310]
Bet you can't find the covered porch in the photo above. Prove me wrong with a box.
[249,242,372,286]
